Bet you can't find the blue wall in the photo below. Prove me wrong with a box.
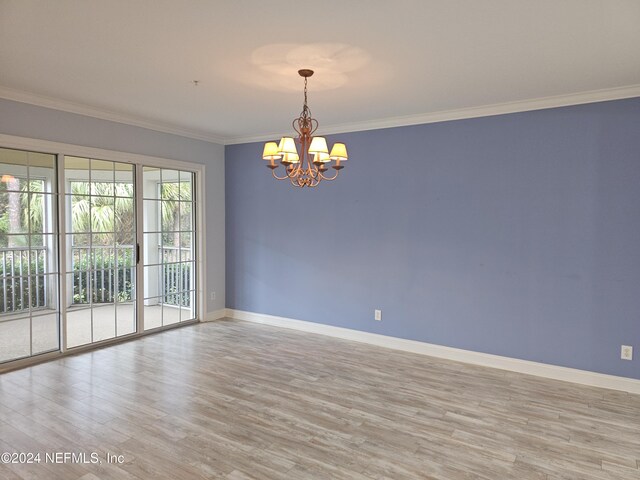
[226,98,640,379]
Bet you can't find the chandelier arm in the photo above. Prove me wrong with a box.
[317,168,340,181]
[285,164,300,179]
[271,168,290,181]
[303,159,317,179]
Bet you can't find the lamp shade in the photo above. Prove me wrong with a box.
[329,143,348,161]
[262,142,282,160]
[308,136,329,155]
[278,137,298,155]
[282,152,300,164]
[313,152,330,163]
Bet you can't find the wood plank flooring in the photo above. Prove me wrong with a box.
[0,319,639,479]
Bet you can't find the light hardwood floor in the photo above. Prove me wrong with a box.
[0,319,639,479]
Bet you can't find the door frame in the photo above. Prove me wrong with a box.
[0,133,207,372]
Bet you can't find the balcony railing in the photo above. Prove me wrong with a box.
[159,246,191,306]
[71,245,135,305]
[1,245,191,314]
[0,246,48,314]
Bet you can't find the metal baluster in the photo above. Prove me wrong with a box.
[100,248,105,302]
[35,249,41,307]
[11,253,16,311]
[86,253,90,304]
[108,256,112,302]
[95,247,99,302]
[2,251,7,313]
[77,248,82,303]
[43,269,47,307]
[77,249,81,304]
[114,246,118,303]
[18,249,24,309]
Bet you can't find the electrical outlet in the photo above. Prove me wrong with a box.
[621,345,633,361]
[210,292,216,301]
[374,309,382,321]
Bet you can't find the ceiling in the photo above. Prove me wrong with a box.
[1,0,639,144]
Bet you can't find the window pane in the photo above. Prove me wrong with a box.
[0,148,29,194]
[142,166,160,199]
[0,149,58,363]
[143,200,161,232]
[91,269,116,304]
[28,193,46,233]
[116,301,135,336]
[70,181,89,195]
[162,263,180,297]
[93,303,115,342]
[65,156,90,184]
[143,265,161,298]
[0,316,31,362]
[161,200,178,234]
[116,266,135,303]
[70,195,91,232]
[30,274,57,311]
[28,151,55,171]
[114,162,134,198]
[90,159,114,196]
[68,271,90,307]
[161,246,180,264]
[180,291,195,322]
[143,297,162,330]
[114,196,135,233]
[2,190,29,235]
[31,312,58,355]
[162,297,180,326]
[143,232,160,265]
[179,171,193,200]
[91,233,113,249]
[179,262,194,292]
[91,196,115,232]
[180,233,193,261]
[66,307,91,348]
[179,202,192,232]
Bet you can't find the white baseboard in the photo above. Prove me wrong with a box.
[203,308,228,322]
[226,308,640,395]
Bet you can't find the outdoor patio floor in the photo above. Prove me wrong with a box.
[0,304,192,364]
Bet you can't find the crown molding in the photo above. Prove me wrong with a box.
[0,85,226,145]
[225,83,640,145]
[3,83,639,147]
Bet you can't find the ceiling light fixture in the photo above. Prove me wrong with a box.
[262,69,348,188]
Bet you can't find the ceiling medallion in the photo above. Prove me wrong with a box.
[262,69,348,188]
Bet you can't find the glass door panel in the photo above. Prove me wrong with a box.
[0,147,59,363]
[142,167,195,330]
[64,157,136,348]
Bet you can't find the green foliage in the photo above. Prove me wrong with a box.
[71,246,135,304]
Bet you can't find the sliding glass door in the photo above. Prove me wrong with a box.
[142,167,196,330]
[64,157,136,348]
[0,142,200,367]
[0,147,59,363]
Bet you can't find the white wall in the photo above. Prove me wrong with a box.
[0,98,225,315]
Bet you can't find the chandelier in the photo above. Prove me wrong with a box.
[262,69,348,188]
